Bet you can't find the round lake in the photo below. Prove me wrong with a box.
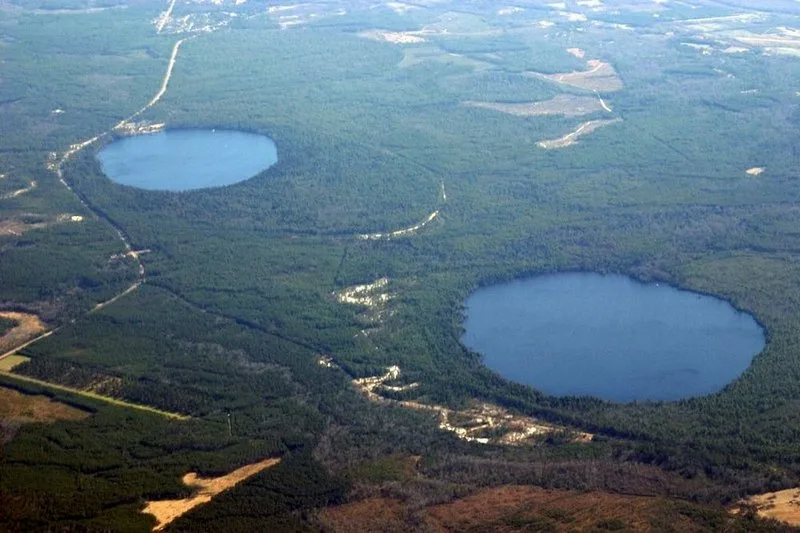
[97,130,277,191]
[461,273,765,402]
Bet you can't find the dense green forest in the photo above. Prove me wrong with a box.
[4,0,800,530]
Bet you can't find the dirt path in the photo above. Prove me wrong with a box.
[595,90,613,113]
[358,210,440,240]
[0,23,194,408]
[142,458,281,530]
[0,180,37,200]
[91,281,142,313]
[145,38,186,110]
[155,0,177,33]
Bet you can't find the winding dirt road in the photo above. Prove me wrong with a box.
[0,4,194,412]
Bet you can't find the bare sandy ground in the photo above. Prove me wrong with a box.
[528,59,623,92]
[0,312,47,355]
[358,30,425,44]
[465,94,605,117]
[154,0,177,33]
[567,47,586,58]
[335,278,390,308]
[736,488,800,526]
[537,118,621,149]
[352,365,592,445]
[142,458,281,531]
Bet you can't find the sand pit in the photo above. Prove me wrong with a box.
[354,365,592,445]
[567,47,586,58]
[358,30,425,44]
[465,94,605,117]
[737,488,800,526]
[335,278,390,308]
[537,118,621,149]
[0,312,47,355]
[142,458,281,531]
[528,59,623,92]
[746,167,765,176]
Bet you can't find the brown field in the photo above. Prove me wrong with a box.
[737,487,800,526]
[320,486,729,532]
[0,385,89,436]
[528,59,623,92]
[318,497,407,532]
[537,118,622,149]
[464,94,605,117]
[0,311,47,354]
[142,458,281,531]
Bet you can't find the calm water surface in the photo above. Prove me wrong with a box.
[97,130,277,191]
[461,273,765,402]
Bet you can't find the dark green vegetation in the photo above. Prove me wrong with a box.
[3,0,800,530]
[0,317,16,338]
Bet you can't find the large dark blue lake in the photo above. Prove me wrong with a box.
[97,130,277,191]
[461,273,765,402]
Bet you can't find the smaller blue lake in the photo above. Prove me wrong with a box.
[97,129,277,191]
[461,273,765,402]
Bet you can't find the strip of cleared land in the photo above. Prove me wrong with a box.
[537,118,621,149]
[358,210,439,240]
[465,94,607,117]
[527,59,623,92]
[0,370,188,420]
[0,180,37,200]
[142,458,281,531]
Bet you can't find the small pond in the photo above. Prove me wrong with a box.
[97,129,277,191]
[461,273,765,402]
